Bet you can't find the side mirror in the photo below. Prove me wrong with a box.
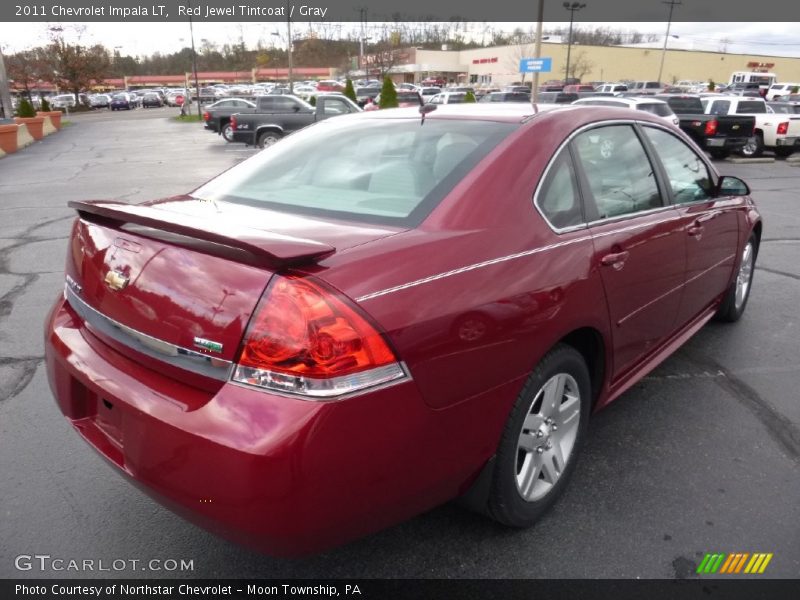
[293,105,300,112]
[717,175,750,197]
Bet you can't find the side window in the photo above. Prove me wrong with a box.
[322,98,352,115]
[258,97,276,110]
[572,125,662,220]
[537,149,584,229]
[643,127,713,203]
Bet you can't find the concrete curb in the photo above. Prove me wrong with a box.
[725,157,775,164]
[785,155,800,163]
[41,116,57,136]
[17,124,35,149]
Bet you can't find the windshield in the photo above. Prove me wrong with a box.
[193,117,517,227]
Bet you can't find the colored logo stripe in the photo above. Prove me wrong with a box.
[698,552,773,574]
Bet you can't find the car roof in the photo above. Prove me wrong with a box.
[573,97,668,106]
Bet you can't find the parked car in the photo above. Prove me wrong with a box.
[141,92,164,108]
[535,92,579,104]
[372,90,423,109]
[572,96,680,127]
[418,87,441,104]
[355,87,381,107]
[89,94,112,109]
[628,81,666,95]
[109,93,137,111]
[563,84,595,94]
[49,94,77,109]
[479,92,531,103]
[46,103,760,557]
[594,83,628,94]
[766,83,800,101]
[427,92,468,105]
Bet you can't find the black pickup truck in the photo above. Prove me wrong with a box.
[655,94,755,159]
[231,94,361,148]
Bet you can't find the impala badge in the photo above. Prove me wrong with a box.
[194,337,224,354]
[104,269,129,291]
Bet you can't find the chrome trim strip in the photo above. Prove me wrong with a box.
[65,284,233,381]
[355,235,593,302]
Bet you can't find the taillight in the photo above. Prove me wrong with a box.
[705,119,718,136]
[203,111,210,121]
[777,121,789,135]
[233,275,406,398]
[230,115,237,129]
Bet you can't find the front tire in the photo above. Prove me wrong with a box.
[715,235,757,322]
[488,344,591,527]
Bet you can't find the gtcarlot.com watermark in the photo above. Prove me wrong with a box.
[14,554,194,572]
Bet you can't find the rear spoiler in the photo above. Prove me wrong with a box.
[69,200,335,267]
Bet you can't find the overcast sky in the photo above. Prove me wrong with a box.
[3,21,800,59]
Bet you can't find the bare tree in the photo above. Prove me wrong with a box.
[561,50,594,81]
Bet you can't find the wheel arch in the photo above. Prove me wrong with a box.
[558,327,606,409]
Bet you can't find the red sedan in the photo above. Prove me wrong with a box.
[45,104,761,556]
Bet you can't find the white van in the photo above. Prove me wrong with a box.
[766,82,800,101]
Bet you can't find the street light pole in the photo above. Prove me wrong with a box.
[185,0,201,117]
[657,0,682,85]
[286,0,293,92]
[563,2,586,83]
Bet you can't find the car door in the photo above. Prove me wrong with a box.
[640,125,741,328]
[572,123,685,379]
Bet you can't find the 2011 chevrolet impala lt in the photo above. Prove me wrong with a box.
[45,104,761,555]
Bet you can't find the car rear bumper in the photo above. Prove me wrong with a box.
[776,136,800,147]
[44,294,485,555]
[706,136,750,149]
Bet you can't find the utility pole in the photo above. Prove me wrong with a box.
[532,0,545,104]
[358,8,367,72]
[186,0,201,118]
[286,0,293,92]
[657,0,682,85]
[0,47,13,119]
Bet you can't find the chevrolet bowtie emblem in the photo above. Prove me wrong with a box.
[104,269,130,291]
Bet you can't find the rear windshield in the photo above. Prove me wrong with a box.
[736,101,767,114]
[396,92,421,103]
[665,97,703,113]
[192,117,517,227]
[638,103,674,117]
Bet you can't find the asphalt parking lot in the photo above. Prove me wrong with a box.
[0,107,798,579]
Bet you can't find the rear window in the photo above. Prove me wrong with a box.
[192,118,517,227]
[638,103,673,117]
[665,97,703,113]
[396,92,421,103]
[736,101,767,114]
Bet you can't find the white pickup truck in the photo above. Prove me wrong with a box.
[701,96,800,157]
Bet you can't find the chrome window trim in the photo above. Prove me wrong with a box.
[533,118,704,234]
[65,284,233,381]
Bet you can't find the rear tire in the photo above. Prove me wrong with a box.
[740,133,764,158]
[257,130,282,148]
[221,123,234,143]
[716,234,757,322]
[488,344,591,527]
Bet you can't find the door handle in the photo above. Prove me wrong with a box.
[600,251,630,268]
[687,224,705,237]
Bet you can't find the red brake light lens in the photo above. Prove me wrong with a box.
[233,275,406,398]
[230,115,237,129]
[203,111,210,121]
[777,121,789,135]
[705,119,718,136]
